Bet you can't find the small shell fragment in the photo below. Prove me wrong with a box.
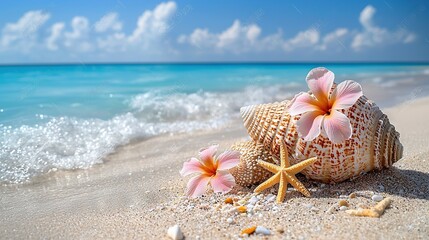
[241,226,257,235]
[237,206,247,213]
[338,200,349,207]
[224,197,233,204]
[346,197,392,218]
[167,225,184,240]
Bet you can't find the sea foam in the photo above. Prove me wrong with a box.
[0,85,296,183]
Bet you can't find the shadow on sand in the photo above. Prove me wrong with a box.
[305,167,429,200]
[235,166,429,201]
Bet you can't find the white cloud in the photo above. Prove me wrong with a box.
[179,5,418,55]
[0,2,178,56]
[283,28,319,51]
[179,20,323,53]
[351,5,416,51]
[317,28,348,51]
[1,10,50,50]
[46,22,65,50]
[65,16,89,41]
[178,28,215,48]
[403,33,416,43]
[216,20,261,50]
[178,20,263,53]
[128,1,177,43]
[0,2,420,61]
[259,30,284,51]
[360,5,375,29]
[64,16,92,52]
[97,33,127,52]
[95,1,177,52]
[94,13,122,33]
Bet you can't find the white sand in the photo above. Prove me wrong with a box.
[1,97,428,239]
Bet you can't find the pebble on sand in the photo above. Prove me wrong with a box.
[248,196,259,205]
[255,226,271,235]
[167,225,184,240]
[349,192,357,199]
[338,200,349,207]
[372,194,384,202]
[265,194,276,202]
[339,206,348,211]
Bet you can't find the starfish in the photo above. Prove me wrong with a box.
[346,197,392,218]
[254,140,317,203]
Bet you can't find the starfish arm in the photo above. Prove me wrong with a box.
[285,173,311,197]
[254,172,280,193]
[276,172,288,203]
[280,141,290,168]
[257,160,280,174]
[287,157,318,175]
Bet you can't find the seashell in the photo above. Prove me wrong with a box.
[240,96,403,183]
[230,140,279,187]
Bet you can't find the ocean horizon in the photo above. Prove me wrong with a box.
[2,61,429,66]
[1,63,428,183]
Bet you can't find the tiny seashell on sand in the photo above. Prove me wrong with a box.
[230,140,278,187]
[241,226,257,235]
[236,206,247,213]
[167,225,184,240]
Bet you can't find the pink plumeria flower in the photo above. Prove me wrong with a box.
[180,145,240,198]
[289,67,363,144]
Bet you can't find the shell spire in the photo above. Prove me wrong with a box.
[229,141,279,187]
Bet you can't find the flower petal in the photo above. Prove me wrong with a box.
[296,111,325,142]
[217,151,240,170]
[330,80,363,110]
[180,157,205,176]
[306,67,334,104]
[199,144,218,168]
[289,92,323,116]
[322,110,352,143]
[210,171,236,194]
[186,174,211,198]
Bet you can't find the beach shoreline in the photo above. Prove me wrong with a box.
[1,97,429,239]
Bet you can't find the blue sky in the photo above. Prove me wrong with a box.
[0,0,428,63]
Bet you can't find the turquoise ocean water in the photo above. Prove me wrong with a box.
[1,63,428,183]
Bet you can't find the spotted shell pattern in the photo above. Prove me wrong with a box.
[229,140,279,187]
[240,96,403,183]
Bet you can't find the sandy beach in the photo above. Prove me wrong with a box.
[1,0,428,239]
[1,96,428,239]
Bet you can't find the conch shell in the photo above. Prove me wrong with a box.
[230,141,278,187]
[239,95,403,183]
